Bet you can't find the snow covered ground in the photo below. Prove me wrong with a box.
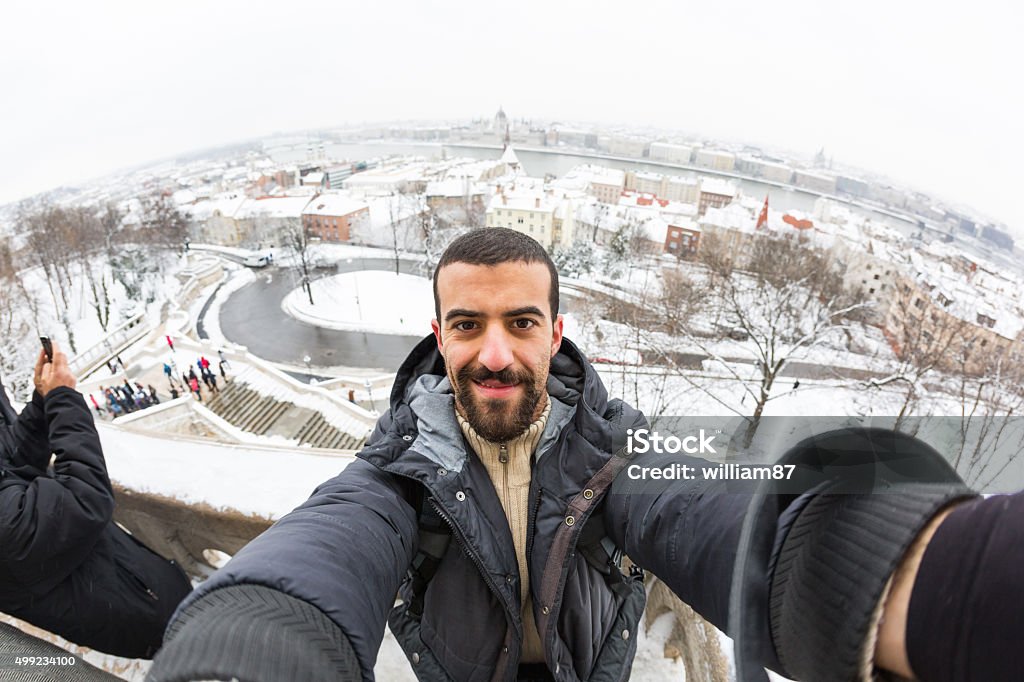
[99,423,352,519]
[282,270,436,335]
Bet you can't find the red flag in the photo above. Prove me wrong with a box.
[756,194,769,230]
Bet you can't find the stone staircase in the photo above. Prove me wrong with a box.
[206,370,367,450]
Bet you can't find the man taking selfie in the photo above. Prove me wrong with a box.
[150,229,985,682]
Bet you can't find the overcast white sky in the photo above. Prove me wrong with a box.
[2,0,1021,236]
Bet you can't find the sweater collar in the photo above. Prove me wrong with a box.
[456,399,552,463]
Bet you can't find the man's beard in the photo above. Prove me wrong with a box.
[453,362,545,443]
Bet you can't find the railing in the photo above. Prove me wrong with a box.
[175,258,224,310]
[69,312,150,378]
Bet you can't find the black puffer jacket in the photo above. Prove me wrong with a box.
[0,384,191,659]
[155,337,683,682]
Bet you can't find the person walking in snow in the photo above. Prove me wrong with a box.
[88,393,104,417]
[204,369,219,394]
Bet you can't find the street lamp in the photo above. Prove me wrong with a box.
[364,378,375,413]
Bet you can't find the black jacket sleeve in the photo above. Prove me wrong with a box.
[906,490,1024,682]
[0,387,114,588]
[604,451,744,634]
[154,457,418,681]
[8,390,53,472]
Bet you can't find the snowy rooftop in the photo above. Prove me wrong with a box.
[667,176,698,186]
[182,194,247,221]
[700,203,755,233]
[236,196,313,220]
[618,192,694,217]
[302,193,369,217]
[696,149,735,159]
[500,145,521,166]
[425,178,486,198]
[909,252,1024,340]
[561,164,625,186]
[699,178,737,197]
[439,158,505,181]
[794,169,835,182]
[343,161,431,188]
[489,190,557,214]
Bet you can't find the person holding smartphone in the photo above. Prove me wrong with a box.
[0,340,191,658]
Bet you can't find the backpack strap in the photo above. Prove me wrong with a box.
[406,484,452,619]
[576,507,639,599]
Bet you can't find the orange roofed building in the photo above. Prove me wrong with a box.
[301,194,370,242]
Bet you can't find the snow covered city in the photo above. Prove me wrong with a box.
[1,3,1021,681]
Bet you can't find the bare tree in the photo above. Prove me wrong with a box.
[283,222,316,305]
[99,202,125,257]
[140,191,189,249]
[861,281,970,427]
[950,349,1024,489]
[0,236,37,394]
[386,187,427,274]
[644,233,869,447]
[715,236,867,445]
[64,207,115,332]
[19,201,74,312]
[422,211,470,274]
[18,202,84,351]
[657,268,705,337]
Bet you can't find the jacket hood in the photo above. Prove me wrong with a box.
[369,334,632,475]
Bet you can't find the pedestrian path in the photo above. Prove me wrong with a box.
[205,370,366,449]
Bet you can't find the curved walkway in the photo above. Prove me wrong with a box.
[214,257,427,371]
[210,254,580,372]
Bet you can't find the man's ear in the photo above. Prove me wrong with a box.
[551,314,564,358]
[431,319,443,353]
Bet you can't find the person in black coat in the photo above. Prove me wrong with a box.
[0,342,191,659]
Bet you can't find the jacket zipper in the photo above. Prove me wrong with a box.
[499,443,509,512]
[525,485,543,570]
[427,497,521,636]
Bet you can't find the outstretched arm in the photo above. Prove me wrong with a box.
[876,491,1024,681]
[605,452,745,634]
[150,457,418,682]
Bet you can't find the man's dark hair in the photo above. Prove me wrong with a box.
[433,228,559,321]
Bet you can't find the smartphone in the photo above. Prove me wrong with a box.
[40,336,53,362]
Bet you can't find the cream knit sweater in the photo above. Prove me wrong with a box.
[457,399,551,664]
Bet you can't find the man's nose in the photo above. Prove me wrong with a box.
[477,326,514,372]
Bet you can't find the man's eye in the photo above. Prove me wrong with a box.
[513,319,536,330]
[454,321,477,332]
